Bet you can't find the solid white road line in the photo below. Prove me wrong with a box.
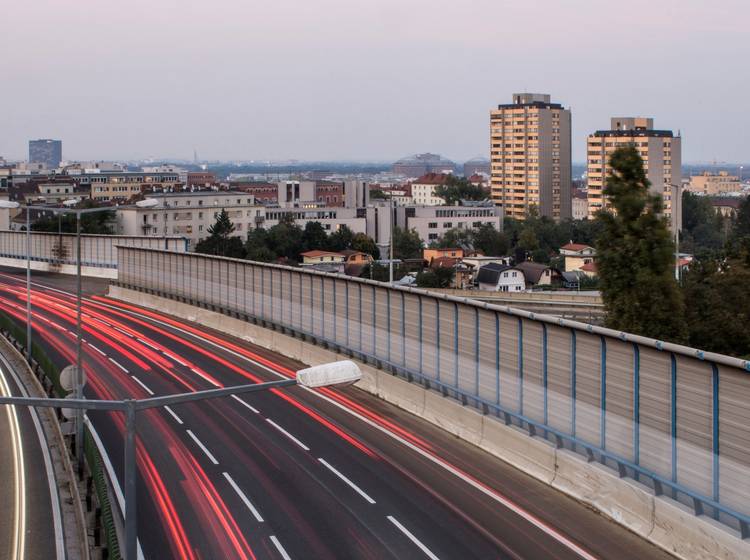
[164,406,184,425]
[265,419,310,451]
[89,344,107,356]
[387,516,440,560]
[318,458,376,504]
[190,368,221,387]
[108,357,129,373]
[165,352,188,367]
[269,535,292,560]
[0,360,27,560]
[131,376,154,396]
[0,352,65,559]
[222,472,264,522]
[137,338,160,351]
[231,394,260,414]
[113,326,133,337]
[186,430,219,465]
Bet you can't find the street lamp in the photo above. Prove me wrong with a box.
[670,184,683,282]
[19,202,113,473]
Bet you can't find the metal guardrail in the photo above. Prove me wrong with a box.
[116,247,750,538]
[0,230,188,269]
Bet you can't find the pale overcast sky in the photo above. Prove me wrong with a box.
[2,0,747,163]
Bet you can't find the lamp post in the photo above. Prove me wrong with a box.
[21,201,112,471]
[670,184,682,282]
[389,197,395,284]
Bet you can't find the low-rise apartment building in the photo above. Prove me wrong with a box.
[117,191,264,244]
[87,172,181,202]
[410,173,451,206]
[687,171,740,195]
[396,203,503,244]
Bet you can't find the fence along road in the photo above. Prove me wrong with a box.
[116,246,750,539]
[0,230,188,276]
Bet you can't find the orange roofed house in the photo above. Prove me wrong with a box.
[559,243,596,274]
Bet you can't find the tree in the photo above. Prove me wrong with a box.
[517,227,539,252]
[31,201,115,235]
[266,214,304,261]
[433,175,487,205]
[195,209,246,258]
[595,146,687,342]
[433,227,472,249]
[351,232,380,259]
[328,225,355,252]
[369,189,388,200]
[471,223,509,256]
[245,228,275,262]
[682,257,750,359]
[301,221,329,252]
[415,267,454,288]
[392,227,423,260]
[680,192,725,254]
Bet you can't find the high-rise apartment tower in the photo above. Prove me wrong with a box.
[490,93,571,220]
[586,117,681,230]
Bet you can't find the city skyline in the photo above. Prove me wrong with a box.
[2,1,747,163]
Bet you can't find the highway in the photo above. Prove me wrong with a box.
[0,268,675,560]
[0,329,64,559]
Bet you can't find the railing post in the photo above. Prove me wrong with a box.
[417,295,423,375]
[435,301,441,383]
[600,336,607,452]
[124,399,138,560]
[518,318,523,416]
[495,313,500,405]
[542,324,548,429]
[633,344,640,472]
[712,363,720,516]
[571,330,577,439]
[453,303,459,389]
[401,292,406,368]
[671,353,678,495]
[475,308,480,397]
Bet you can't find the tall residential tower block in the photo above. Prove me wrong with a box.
[586,117,681,230]
[490,93,572,220]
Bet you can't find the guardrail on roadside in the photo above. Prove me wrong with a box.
[115,246,750,539]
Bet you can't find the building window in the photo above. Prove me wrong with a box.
[428,222,437,229]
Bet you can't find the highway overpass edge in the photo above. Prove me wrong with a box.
[108,285,750,560]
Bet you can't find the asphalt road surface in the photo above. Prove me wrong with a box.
[0,337,63,559]
[0,268,675,560]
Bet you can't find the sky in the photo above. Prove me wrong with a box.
[2,0,748,164]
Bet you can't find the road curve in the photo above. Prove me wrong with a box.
[0,269,675,560]
[0,344,64,560]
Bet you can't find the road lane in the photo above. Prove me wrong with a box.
[0,269,676,560]
[0,345,63,560]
